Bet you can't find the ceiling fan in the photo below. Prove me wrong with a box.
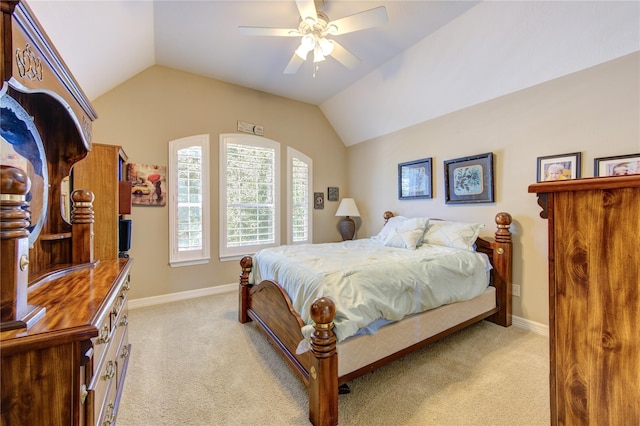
[239,0,388,74]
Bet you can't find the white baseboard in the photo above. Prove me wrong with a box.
[129,283,236,309]
[130,286,550,338]
[511,314,549,337]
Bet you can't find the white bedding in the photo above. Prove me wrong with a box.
[251,239,490,342]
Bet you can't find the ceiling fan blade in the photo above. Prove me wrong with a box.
[328,6,388,35]
[284,54,304,74]
[295,0,317,23]
[238,26,300,37]
[329,41,360,70]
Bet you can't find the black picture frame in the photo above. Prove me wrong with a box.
[398,157,432,200]
[536,152,581,182]
[593,153,640,177]
[444,153,494,204]
[327,187,339,201]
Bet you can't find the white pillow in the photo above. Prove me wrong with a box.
[423,220,484,251]
[380,217,429,250]
[373,216,407,242]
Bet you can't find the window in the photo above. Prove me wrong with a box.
[219,133,280,260]
[287,147,312,244]
[168,134,210,267]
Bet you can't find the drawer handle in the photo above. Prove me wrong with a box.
[103,402,115,425]
[102,360,116,381]
[119,314,128,327]
[120,345,130,359]
[114,296,123,311]
[80,384,88,404]
[97,325,110,345]
[122,277,131,292]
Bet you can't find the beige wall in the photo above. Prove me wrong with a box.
[347,53,640,325]
[91,66,348,299]
[90,53,638,325]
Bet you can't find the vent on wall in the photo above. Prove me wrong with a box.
[237,120,264,136]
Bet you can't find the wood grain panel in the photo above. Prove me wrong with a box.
[72,144,122,260]
[1,343,76,425]
[531,177,640,425]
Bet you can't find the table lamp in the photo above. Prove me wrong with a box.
[335,198,360,240]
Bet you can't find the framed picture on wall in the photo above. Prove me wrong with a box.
[328,187,339,201]
[594,153,640,177]
[444,153,494,204]
[536,152,581,182]
[127,163,167,206]
[398,157,433,199]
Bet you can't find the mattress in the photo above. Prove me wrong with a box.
[337,286,496,377]
[252,239,490,342]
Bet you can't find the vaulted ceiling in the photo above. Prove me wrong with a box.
[28,1,639,146]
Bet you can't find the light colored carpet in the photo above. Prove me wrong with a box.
[117,292,549,425]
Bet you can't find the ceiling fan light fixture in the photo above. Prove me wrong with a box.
[301,34,315,49]
[313,46,326,63]
[295,34,315,59]
[319,38,334,56]
[295,44,311,60]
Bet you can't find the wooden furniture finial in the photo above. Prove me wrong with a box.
[0,166,46,331]
[71,189,95,264]
[494,212,512,243]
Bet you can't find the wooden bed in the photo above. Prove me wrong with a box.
[238,212,513,426]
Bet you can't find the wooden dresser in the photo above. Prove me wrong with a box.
[1,259,133,425]
[1,1,132,424]
[529,175,640,425]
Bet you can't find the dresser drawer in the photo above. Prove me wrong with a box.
[91,274,130,374]
[87,339,119,426]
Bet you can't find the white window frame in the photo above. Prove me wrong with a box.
[168,134,210,267]
[287,147,313,244]
[219,133,281,260]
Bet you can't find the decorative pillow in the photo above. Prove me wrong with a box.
[381,217,429,250]
[372,216,407,242]
[422,220,484,251]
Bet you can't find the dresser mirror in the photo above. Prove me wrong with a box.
[0,91,49,245]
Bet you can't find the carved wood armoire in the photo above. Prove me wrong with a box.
[1,1,132,424]
[529,175,640,425]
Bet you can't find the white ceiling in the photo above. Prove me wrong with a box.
[27,0,479,105]
[26,1,640,146]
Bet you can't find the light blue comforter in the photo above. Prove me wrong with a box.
[251,239,489,342]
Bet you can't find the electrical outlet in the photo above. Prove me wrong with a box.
[512,284,521,297]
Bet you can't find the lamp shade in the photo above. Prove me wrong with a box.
[335,198,360,217]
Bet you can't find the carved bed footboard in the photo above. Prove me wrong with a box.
[239,260,338,425]
[238,212,512,426]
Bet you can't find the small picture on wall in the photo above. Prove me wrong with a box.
[328,187,339,201]
[314,192,324,209]
[594,153,640,177]
[127,163,167,206]
[536,152,581,182]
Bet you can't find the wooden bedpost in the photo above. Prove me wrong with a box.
[487,212,513,327]
[239,256,253,323]
[383,211,394,224]
[309,297,338,426]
